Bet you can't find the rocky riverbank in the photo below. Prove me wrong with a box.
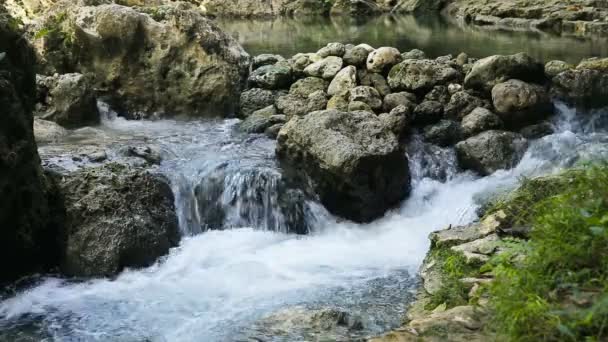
[372,166,608,341]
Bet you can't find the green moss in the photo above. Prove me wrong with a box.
[425,248,482,310]
[488,165,608,341]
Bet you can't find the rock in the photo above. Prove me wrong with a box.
[276,109,410,222]
[248,64,293,90]
[367,47,402,73]
[349,86,382,111]
[383,91,417,112]
[122,145,163,165]
[328,66,357,96]
[491,79,553,127]
[0,7,62,283]
[456,52,469,66]
[239,88,283,117]
[520,121,554,139]
[276,91,328,117]
[290,77,328,98]
[317,42,346,58]
[252,54,285,70]
[34,118,68,144]
[402,48,426,60]
[264,123,284,139]
[464,53,544,92]
[240,106,286,134]
[290,52,322,76]
[388,59,461,92]
[461,107,503,137]
[38,3,250,118]
[445,91,491,119]
[327,94,350,111]
[423,120,462,147]
[59,163,179,277]
[456,130,528,175]
[379,112,409,136]
[348,101,373,112]
[544,60,573,78]
[424,85,451,104]
[35,73,100,128]
[413,101,444,126]
[551,68,608,107]
[452,234,501,264]
[431,212,508,248]
[358,70,391,97]
[448,83,463,95]
[343,44,373,67]
[304,56,343,80]
[577,57,608,71]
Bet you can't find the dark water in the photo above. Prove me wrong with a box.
[218,14,608,63]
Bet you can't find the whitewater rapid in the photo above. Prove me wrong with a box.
[1,104,607,341]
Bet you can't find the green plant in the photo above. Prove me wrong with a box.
[489,165,608,341]
[425,248,481,310]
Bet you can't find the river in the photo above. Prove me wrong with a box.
[1,15,608,342]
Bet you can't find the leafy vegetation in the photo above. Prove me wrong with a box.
[33,11,75,48]
[488,165,608,341]
[425,248,482,310]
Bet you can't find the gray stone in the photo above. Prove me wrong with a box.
[413,101,444,126]
[367,47,402,73]
[343,44,373,67]
[461,107,503,138]
[290,77,328,97]
[402,48,426,60]
[248,64,293,90]
[59,163,180,277]
[276,109,410,222]
[464,53,544,92]
[304,56,344,80]
[252,54,285,70]
[240,88,283,117]
[492,79,553,127]
[328,66,357,96]
[423,120,462,147]
[383,91,417,112]
[317,42,346,58]
[349,86,382,111]
[445,91,491,119]
[388,59,461,92]
[34,118,68,144]
[456,130,528,175]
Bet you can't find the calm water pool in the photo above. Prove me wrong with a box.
[218,14,608,63]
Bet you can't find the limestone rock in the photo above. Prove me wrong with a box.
[304,56,344,80]
[492,79,553,127]
[367,47,402,73]
[464,53,544,92]
[276,109,410,222]
[328,66,357,96]
[58,163,180,277]
[388,59,461,92]
[456,130,528,175]
[461,107,503,138]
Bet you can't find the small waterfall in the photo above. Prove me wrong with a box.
[172,159,326,235]
[406,134,459,183]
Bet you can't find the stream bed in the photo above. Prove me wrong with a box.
[1,14,608,342]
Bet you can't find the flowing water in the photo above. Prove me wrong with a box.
[218,15,608,63]
[2,14,608,342]
[1,103,608,341]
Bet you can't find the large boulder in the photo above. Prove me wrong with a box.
[35,73,99,127]
[491,79,553,127]
[456,130,528,176]
[34,118,68,143]
[276,109,410,222]
[388,59,461,93]
[551,60,608,107]
[0,6,61,283]
[58,163,180,277]
[36,3,250,118]
[464,53,544,92]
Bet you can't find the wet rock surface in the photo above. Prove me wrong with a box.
[277,109,410,222]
